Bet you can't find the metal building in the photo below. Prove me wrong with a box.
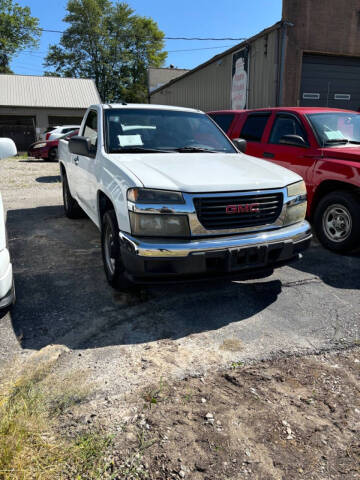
[148,67,189,94]
[0,75,100,150]
[150,0,360,112]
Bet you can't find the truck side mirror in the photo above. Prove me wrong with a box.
[0,138,17,159]
[69,136,95,157]
[232,138,247,153]
[279,134,307,147]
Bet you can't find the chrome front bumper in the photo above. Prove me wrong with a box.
[120,220,312,258]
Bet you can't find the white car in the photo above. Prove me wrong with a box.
[46,125,81,141]
[0,138,16,309]
[59,104,311,290]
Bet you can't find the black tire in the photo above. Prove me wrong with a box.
[101,210,133,291]
[313,190,360,253]
[48,147,58,161]
[62,173,85,219]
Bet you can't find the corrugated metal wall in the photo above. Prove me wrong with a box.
[150,54,232,111]
[150,27,280,111]
[248,29,279,108]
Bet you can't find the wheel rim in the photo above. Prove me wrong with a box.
[322,203,352,243]
[104,224,116,275]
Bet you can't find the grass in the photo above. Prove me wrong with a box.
[14,153,28,160]
[230,360,244,369]
[0,360,115,480]
[142,377,167,409]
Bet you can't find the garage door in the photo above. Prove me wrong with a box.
[0,116,36,151]
[300,53,360,111]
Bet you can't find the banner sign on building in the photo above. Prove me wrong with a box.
[231,48,248,110]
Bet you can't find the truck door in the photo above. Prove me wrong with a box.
[236,112,271,158]
[73,110,98,215]
[260,112,315,182]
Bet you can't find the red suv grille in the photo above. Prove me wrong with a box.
[193,192,283,230]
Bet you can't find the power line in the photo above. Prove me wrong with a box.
[165,37,245,41]
[37,27,246,41]
[167,45,234,53]
[2,43,238,62]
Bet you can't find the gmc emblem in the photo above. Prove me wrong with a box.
[226,203,260,214]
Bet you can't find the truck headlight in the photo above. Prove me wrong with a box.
[127,188,184,204]
[129,212,190,237]
[284,180,307,225]
[287,180,306,197]
[284,202,307,225]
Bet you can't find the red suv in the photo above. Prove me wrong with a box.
[208,107,360,253]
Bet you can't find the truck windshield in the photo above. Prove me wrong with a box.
[307,112,360,146]
[105,109,236,154]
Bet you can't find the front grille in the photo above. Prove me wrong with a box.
[193,192,283,230]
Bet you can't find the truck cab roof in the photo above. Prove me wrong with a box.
[100,103,203,114]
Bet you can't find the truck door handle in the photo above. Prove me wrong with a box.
[263,152,274,158]
[74,156,79,165]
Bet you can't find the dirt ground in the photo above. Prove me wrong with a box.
[60,347,359,480]
[0,156,359,479]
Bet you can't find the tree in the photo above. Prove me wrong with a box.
[44,0,167,102]
[0,0,41,73]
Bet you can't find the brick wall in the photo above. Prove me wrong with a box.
[281,0,360,105]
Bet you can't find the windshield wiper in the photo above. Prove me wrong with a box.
[173,146,217,153]
[324,139,349,145]
[109,147,172,153]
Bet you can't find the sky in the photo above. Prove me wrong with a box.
[10,0,282,76]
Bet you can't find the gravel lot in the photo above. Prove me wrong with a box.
[0,156,359,396]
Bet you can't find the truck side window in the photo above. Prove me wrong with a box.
[240,114,270,142]
[269,115,307,144]
[83,110,98,148]
[209,113,235,133]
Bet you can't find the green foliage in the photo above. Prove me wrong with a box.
[0,0,41,73]
[230,360,244,369]
[44,0,167,102]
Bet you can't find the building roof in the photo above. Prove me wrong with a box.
[150,21,282,96]
[0,74,100,109]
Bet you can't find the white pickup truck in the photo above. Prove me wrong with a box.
[59,104,311,290]
[0,138,17,310]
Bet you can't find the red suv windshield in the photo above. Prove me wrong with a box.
[307,112,360,146]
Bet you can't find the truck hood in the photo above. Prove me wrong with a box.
[321,145,360,162]
[119,152,301,192]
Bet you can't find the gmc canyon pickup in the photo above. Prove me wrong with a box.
[58,104,311,290]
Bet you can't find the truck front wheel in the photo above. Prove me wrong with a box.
[101,210,133,290]
[314,190,360,253]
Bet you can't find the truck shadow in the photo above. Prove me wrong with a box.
[292,241,360,289]
[6,205,282,351]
